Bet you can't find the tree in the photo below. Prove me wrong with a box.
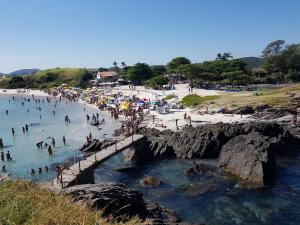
[98,67,108,72]
[112,61,118,72]
[148,76,169,89]
[215,52,233,61]
[151,65,166,77]
[262,40,285,58]
[79,70,93,88]
[121,61,127,68]
[124,63,154,84]
[167,57,191,72]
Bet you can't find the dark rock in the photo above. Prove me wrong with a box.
[232,105,255,114]
[139,122,300,161]
[185,162,217,177]
[219,132,277,186]
[135,122,300,185]
[62,183,182,224]
[255,104,271,112]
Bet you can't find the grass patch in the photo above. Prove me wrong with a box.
[181,94,219,107]
[0,180,140,225]
[163,94,177,100]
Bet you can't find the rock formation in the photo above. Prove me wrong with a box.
[128,122,300,186]
[61,183,186,225]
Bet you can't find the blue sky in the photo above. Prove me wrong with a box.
[0,0,299,73]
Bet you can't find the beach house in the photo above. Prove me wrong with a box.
[96,71,119,83]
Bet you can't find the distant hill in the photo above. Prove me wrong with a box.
[238,57,262,70]
[9,68,40,76]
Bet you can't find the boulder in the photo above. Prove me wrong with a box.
[219,132,277,186]
[233,105,255,114]
[62,183,182,224]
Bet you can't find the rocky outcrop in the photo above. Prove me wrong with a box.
[137,122,299,161]
[219,132,277,185]
[62,183,183,225]
[130,122,300,186]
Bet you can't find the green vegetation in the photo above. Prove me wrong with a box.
[163,94,177,100]
[0,68,93,89]
[181,94,219,107]
[123,63,154,84]
[147,75,169,89]
[167,57,191,74]
[239,57,262,69]
[150,65,166,77]
[1,40,299,90]
[0,180,140,225]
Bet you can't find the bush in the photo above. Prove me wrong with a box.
[181,94,219,107]
[148,76,169,89]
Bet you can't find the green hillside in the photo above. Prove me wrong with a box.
[0,68,93,89]
[239,57,262,69]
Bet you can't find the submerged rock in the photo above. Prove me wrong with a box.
[140,176,162,187]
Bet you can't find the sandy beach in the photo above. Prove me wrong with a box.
[112,84,252,131]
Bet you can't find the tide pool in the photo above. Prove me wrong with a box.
[0,94,120,181]
[94,152,300,225]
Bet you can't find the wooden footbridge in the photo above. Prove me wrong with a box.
[52,134,144,189]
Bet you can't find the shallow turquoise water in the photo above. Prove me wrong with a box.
[94,153,300,224]
[0,94,119,181]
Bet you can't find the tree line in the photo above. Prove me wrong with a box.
[1,40,299,89]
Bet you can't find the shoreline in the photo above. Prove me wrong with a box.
[0,88,49,97]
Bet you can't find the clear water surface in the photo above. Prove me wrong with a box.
[0,94,120,181]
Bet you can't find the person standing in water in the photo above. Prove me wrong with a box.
[22,127,25,133]
[63,136,66,145]
[5,109,8,115]
[6,151,12,161]
[11,128,15,136]
[48,145,53,156]
[1,152,4,161]
[51,137,56,148]
[25,124,28,131]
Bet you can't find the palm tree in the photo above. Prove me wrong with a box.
[222,52,233,60]
[216,53,222,60]
[113,61,118,72]
[121,61,126,68]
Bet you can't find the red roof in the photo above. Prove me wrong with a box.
[97,71,118,78]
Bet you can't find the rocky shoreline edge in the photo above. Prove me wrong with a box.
[2,121,300,225]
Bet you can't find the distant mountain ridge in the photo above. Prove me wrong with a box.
[9,68,40,76]
[238,57,262,70]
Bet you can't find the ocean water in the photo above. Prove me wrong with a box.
[94,151,300,224]
[0,94,120,181]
